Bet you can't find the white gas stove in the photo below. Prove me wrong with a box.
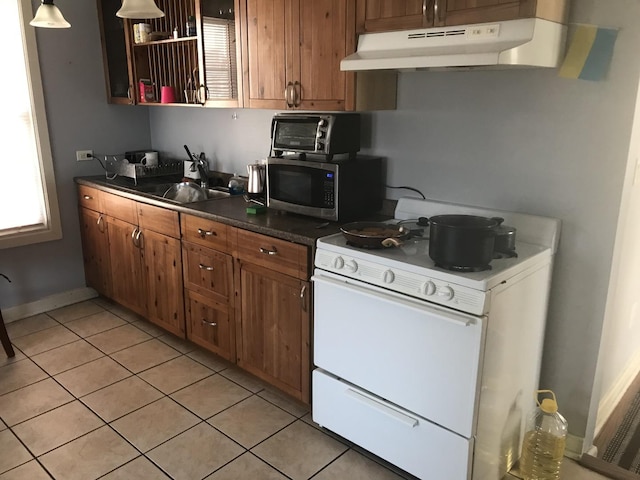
[312,197,561,480]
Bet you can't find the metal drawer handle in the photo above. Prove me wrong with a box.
[197,228,217,238]
[96,214,105,233]
[135,228,143,249]
[259,246,278,255]
[201,319,217,327]
[83,195,93,200]
[293,81,301,107]
[198,263,214,271]
[300,284,307,312]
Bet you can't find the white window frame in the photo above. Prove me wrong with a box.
[0,0,62,249]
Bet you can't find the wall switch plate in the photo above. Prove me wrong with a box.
[76,150,93,161]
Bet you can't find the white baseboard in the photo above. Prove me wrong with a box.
[2,288,98,323]
[595,350,640,436]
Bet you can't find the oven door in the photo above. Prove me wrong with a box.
[312,270,485,438]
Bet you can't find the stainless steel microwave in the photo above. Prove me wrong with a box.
[266,155,384,221]
[270,113,360,158]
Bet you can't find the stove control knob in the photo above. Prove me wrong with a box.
[383,269,395,284]
[345,260,358,272]
[332,256,345,269]
[437,286,454,300]
[422,281,436,296]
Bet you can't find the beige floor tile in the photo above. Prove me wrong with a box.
[171,374,252,419]
[110,339,181,373]
[0,430,32,474]
[219,366,267,393]
[129,320,167,337]
[187,348,234,372]
[0,349,25,369]
[313,449,407,480]
[0,460,51,480]
[10,325,80,356]
[5,314,58,339]
[12,400,103,456]
[204,452,288,480]
[0,420,5,431]
[30,339,104,376]
[103,303,144,323]
[0,378,73,426]
[111,397,199,452]
[259,388,310,418]
[100,456,168,480]
[81,376,163,422]
[0,359,47,396]
[39,426,138,480]
[54,356,131,397]
[209,396,295,448]
[47,301,105,324]
[86,324,152,354]
[64,310,127,338]
[90,296,113,310]
[157,334,195,354]
[138,356,213,394]
[147,422,244,480]
[252,420,348,480]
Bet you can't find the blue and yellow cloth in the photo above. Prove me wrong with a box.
[559,24,618,81]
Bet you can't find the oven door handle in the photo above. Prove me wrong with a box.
[345,388,419,428]
[311,274,475,327]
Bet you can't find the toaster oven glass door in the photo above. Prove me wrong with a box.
[268,164,334,208]
[273,118,319,152]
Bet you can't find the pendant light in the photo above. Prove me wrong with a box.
[30,0,70,28]
[116,0,165,19]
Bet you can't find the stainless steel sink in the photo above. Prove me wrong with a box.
[133,182,230,204]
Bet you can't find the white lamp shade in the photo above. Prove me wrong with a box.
[30,3,70,28]
[116,0,165,19]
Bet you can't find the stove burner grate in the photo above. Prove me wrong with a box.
[435,263,492,273]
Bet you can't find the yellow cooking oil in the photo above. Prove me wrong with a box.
[519,430,566,480]
[519,390,568,480]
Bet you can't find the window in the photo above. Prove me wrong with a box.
[0,0,62,249]
[202,16,238,99]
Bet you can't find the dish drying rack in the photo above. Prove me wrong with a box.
[105,157,183,185]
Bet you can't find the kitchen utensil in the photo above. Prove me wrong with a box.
[247,163,266,194]
[494,219,517,254]
[183,144,197,162]
[428,215,503,269]
[340,222,411,249]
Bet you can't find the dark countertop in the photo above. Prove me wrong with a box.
[75,175,393,247]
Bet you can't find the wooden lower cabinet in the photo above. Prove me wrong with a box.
[78,207,112,298]
[185,290,235,361]
[237,261,310,404]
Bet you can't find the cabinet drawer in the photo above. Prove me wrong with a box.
[185,290,235,362]
[236,229,309,280]
[137,202,180,238]
[78,185,102,211]
[102,191,137,224]
[181,214,230,252]
[182,242,233,301]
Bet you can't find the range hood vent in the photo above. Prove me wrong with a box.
[341,18,567,71]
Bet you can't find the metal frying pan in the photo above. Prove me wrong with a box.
[340,222,411,249]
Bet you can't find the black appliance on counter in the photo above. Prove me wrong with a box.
[266,154,384,222]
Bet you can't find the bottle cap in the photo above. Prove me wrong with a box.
[540,398,558,413]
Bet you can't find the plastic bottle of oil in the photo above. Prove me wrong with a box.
[519,390,568,480]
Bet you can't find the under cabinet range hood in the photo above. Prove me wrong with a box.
[341,18,566,71]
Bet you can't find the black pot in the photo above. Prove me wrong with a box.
[428,215,502,268]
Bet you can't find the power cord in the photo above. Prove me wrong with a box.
[88,153,118,180]
[385,185,426,199]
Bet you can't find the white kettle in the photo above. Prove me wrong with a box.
[246,163,266,194]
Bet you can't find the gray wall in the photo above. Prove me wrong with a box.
[3,0,639,447]
[0,0,150,306]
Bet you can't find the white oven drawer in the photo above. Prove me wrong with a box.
[312,271,485,438]
[313,369,472,480]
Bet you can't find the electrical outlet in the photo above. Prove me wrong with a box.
[76,150,93,161]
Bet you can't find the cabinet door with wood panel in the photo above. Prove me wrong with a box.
[78,207,112,298]
[357,0,568,32]
[106,215,147,317]
[242,0,356,111]
[237,261,310,403]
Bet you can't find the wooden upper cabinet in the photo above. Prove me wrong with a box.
[97,0,135,104]
[357,0,568,33]
[242,0,356,111]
